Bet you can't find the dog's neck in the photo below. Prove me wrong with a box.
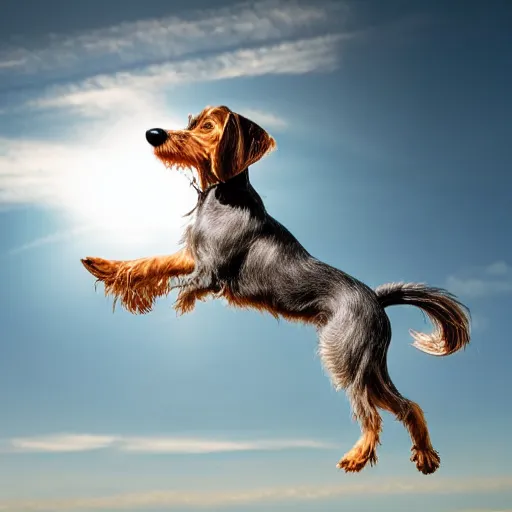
[221,168,250,189]
[185,165,265,219]
[201,168,250,195]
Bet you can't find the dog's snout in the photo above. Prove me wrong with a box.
[146,128,168,147]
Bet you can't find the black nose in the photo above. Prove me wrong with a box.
[146,128,168,147]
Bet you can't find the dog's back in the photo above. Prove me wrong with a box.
[188,170,370,325]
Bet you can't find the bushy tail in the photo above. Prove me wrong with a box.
[375,282,471,356]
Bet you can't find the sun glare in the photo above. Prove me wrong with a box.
[57,107,197,245]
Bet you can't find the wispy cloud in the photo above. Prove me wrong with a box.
[27,34,345,116]
[0,0,346,78]
[0,0,350,118]
[0,58,27,70]
[2,433,333,455]
[484,261,509,276]
[119,436,332,454]
[8,434,117,453]
[239,108,288,130]
[0,477,510,511]
[7,225,98,255]
[446,261,512,298]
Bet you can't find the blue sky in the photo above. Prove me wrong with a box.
[0,0,511,510]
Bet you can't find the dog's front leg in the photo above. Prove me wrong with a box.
[81,249,195,314]
[173,272,220,315]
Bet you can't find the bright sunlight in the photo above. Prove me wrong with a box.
[1,88,198,246]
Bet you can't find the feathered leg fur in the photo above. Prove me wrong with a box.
[81,249,195,314]
[317,282,470,474]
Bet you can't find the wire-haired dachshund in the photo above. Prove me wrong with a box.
[81,105,471,475]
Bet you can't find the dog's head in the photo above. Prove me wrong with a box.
[146,106,276,189]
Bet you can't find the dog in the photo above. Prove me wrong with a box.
[81,105,471,475]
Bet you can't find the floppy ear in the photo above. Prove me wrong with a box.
[212,112,276,182]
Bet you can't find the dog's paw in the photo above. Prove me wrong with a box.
[81,257,120,280]
[337,446,377,473]
[411,446,440,475]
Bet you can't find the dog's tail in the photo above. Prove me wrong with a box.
[375,282,471,356]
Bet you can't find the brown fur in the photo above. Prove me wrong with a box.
[153,106,275,189]
[82,249,195,314]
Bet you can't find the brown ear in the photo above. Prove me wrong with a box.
[212,112,276,182]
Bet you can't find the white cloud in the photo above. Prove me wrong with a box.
[0,58,27,69]
[119,436,332,454]
[485,261,509,276]
[8,434,117,453]
[0,476,510,511]
[446,261,512,298]
[0,0,346,77]
[446,276,512,298]
[27,87,152,118]
[238,108,288,130]
[2,433,332,455]
[1,1,349,120]
[28,34,344,115]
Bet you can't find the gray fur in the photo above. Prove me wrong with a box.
[175,168,471,473]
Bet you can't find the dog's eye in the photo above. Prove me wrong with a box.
[202,122,214,130]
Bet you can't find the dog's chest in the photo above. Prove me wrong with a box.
[188,192,260,264]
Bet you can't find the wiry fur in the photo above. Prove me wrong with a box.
[81,105,471,475]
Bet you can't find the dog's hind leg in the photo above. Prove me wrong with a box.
[81,248,195,314]
[336,386,382,472]
[317,299,386,473]
[370,370,441,475]
[319,301,441,475]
